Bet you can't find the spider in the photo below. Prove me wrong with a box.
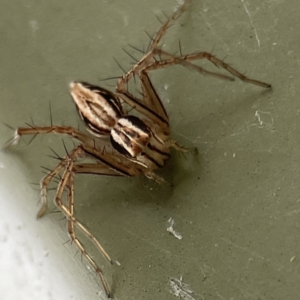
[5,0,271,298]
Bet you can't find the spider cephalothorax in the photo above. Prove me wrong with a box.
[6,0,271,297]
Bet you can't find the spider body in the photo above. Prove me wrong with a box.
[70,81,172,179]
[6,0,271,298]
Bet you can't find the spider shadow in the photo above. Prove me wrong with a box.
[197,86,273,139]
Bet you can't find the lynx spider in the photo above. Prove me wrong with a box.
[6,0,271,298]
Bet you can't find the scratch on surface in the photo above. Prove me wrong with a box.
[167,218,183,240]
[221,237,267,260]
[220,237,300,280]
[168,276,196,300]
[240,0,261,51]
[200,263,265,300]
[123,228,171,255]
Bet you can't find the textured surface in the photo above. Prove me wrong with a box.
[1,1,300,300]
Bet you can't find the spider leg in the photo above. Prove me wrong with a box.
[115,57,233,136]
[119,49,235,125]
[117,52,234,129]
[82,144,144,177]
[148,0,191,51]
[136,65,232,133]
[151,49,271,88]
[61,150,165,296]
[41,146,113,263]
[65,172,112,298]
[139,69,169,122]
[145,52,236,82]
[39,158,67,218]
[4,126,94,149]
[116,89,170,134]
[117,69,192,153]
[40,138,167,297]
[38,145,115,296]
[116,47,271,129]
[114,0,269,127]
[53,147,120,298]
[116,0,191,97]
[81,144,167,185]
[73,163,126,176]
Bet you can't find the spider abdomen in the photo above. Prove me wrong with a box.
[110,115,150,157]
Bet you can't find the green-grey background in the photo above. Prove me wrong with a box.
[1,0,299,299]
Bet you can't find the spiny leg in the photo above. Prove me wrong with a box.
[139,76,191,151]
[137,66,231,133]
[81,144,145,177]
[139,69,169,124]
[116,8,269,130]
[117,0,270,102]
[116,89,169,133]
[148,0,191,51]
[116,0,191,95]
[39,158,67,218]
[73,163,129,176]
[118,73,192,153]
[74,153,170,188]
[4,126,94,149]
[116,53,270,129]
[54,151,114,298]
[118,49,271,127]
[116,58,233,135]
[143,52,236,82]
[41,146,114,263]
[65,172,112,298]
[39,148,113,297]
[115,62,230,135]
[150,48,271,88]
